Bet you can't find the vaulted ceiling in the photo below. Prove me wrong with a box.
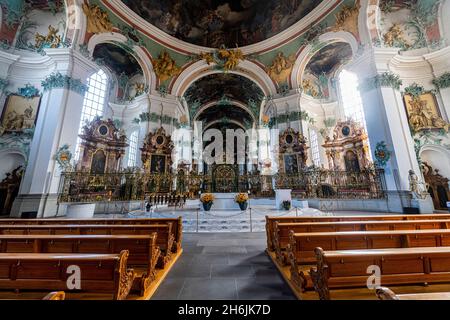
[93,43,142,77]
[121,0,322,48]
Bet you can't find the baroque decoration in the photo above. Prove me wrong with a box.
[361,72,403,91]
[278,128,309,174]
[374,141,391,168]
[266,52,296,84]
[152,51,181,82]
[322,120,371,172]
[82,3,114,34]
[199,47,244,72]
[141,127,174,174]
[41,72,88,95]
[34,25,61,49]
[76,118,129,174]
[332,4,360,36]
[383,24,411,48]
[53,144,73,170]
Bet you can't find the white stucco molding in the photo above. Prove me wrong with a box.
[194,100,257,124]
[423,46,450,77]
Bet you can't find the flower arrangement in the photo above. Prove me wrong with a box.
[282,200,291,211]
[235,193,249,204]
[200,193,215,204]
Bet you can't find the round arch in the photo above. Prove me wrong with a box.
[87,32,157,91]
[193,100,257,124]
[203,119,247,132]
[290,31,359,89]
[0,149,26,180]
[170,60,277,98]
[419,144,450,179]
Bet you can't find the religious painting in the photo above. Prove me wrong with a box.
[344,150,360,172]
[284,154,299,174]
[404,93,449,132]
[150,155,167,174]
[1,94,41,133]
[91,150,106,174]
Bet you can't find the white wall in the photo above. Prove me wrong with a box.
[421,148,450,179]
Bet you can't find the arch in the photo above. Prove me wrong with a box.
[419,144,450,179]
[87,32,157,91]
[63,0,86,47]
[290,31,359,89]
[170,59,276,98]
[194,100,257,124]
[0,150,26,181]
[203,119,247,131]
[439,0,450,46]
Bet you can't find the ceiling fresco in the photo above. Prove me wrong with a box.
[121,0,323,48]
[197,104,254,125]
[184,73,264,107]
[93,43,142,77]
[305,42,353,76]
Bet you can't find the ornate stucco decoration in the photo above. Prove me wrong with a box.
[433,72,450,90]
[42,72,88,95]
[53,144,73,170]
[383,24,410,48]
[406,96,449,133]
[198,47,244,72]
[332,4,360,36]
[302,79,319,98]
[374,141,391,168]
[35,25,61,49]
[361,72,403,91]
[266,52,296,84]
[82,4,114,34]
[152,51,181,82]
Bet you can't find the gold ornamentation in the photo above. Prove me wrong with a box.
[152,51,180,82]
[332,4,360,35]
[135,83,145,96]
[383,23,410,48]
[199,47,244,71]
[82,4,113,34]
[302,79,319,98]
[404,94,449,132]
[266,52,296,84]
[35,25,61,49]
[115,250,135,300]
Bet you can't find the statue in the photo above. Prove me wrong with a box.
[82,4,113,34]
[408,169,427,199]
[199,47,244,71]
[35,25,61,49]
[152,51,180,82]
[383,24,410,48]
[302,79,319,98]
[267,52,296,84]
[332,4,360,35]
[4,111,24,131]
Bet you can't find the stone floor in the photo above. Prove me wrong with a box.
[151,232,296,300]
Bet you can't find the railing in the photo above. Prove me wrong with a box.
[57,168,386,203]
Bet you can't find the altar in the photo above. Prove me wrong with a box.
[207,193,241,211]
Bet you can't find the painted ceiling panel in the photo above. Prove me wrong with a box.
[121,0,323,48]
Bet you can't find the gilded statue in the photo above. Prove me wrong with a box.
[267,52,296,83]
[152,51,180,82]
[35,25,61,49]
[134,83,145,96]
[383,24,410,48]
[332,4,360,35]
[199,48,244,71]
[408,97,449,132]
[301,79,319,98]
[82,4,113,34]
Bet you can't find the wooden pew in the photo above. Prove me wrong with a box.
[266,214,450,252]
[0,251,134,300]
[376,287,450,300]
[286,229,450,293]
[309,247,450,300]
[0,217,183,253]
[0,234,160,296]
[273,219,450,264]
[43,292,66,300]
[0,224,174,267]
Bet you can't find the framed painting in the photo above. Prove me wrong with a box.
[150,154,167,174]
[284,154,299,174]
[403,93,448,132]
[1,94,41,133]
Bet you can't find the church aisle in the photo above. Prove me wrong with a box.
[152,232,296,300]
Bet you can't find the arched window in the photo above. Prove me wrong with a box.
[75,70,109,160]
[309,129,321,167]
[127,130,139,167]
[339,70,367,128]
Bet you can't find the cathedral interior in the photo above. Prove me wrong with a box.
[0,0,449,303]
